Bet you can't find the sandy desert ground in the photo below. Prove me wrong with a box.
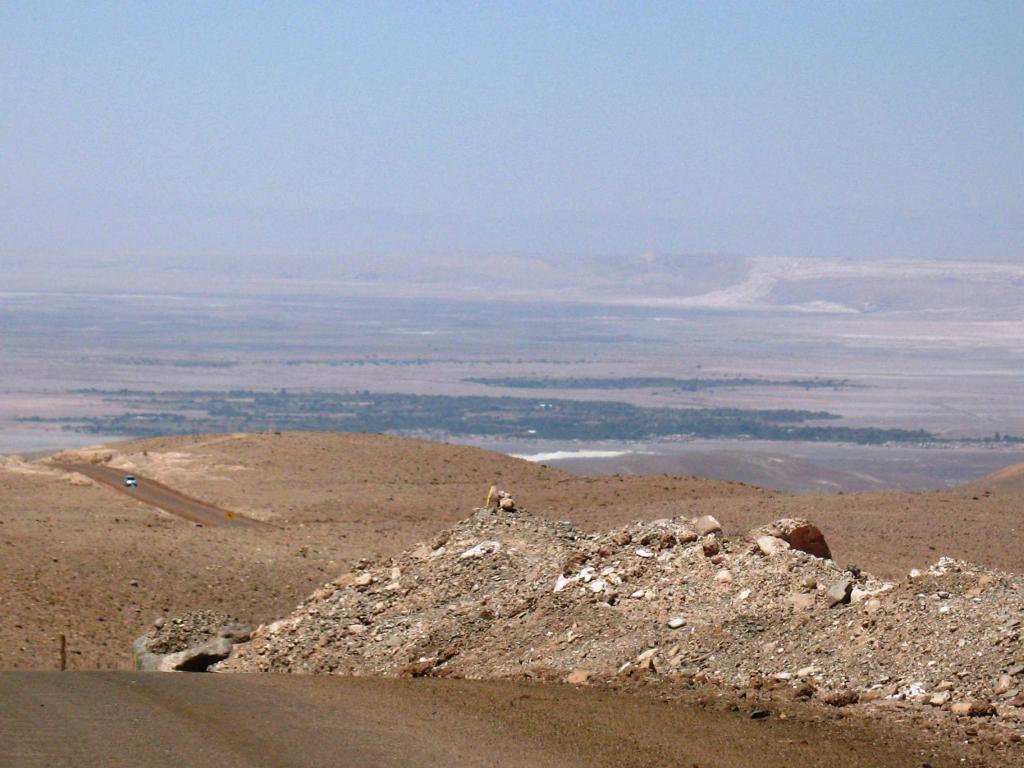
[3,431,1023,671]
[2,431,1023,766]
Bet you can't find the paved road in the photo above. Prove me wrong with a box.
[0,673,970,768]
[56,463,259,527]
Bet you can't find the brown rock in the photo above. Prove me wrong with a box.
[750,519,832,559]
[951,700,996,717]
[561,552,589,576]
[693,515,722,536]
[820,689,859,707]
[399,660,436,678]
[566,669,591,685]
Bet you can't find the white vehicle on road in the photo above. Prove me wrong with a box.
[123,475,138,488]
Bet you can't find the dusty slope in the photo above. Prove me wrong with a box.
[50,431,1024,575]
[0,433,757,671]
[3,431,1024,672]
[969,462,1024,493]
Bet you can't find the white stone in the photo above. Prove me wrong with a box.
[459,540,502,559]
[756,535,790,556]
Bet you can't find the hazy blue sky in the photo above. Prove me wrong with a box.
[2,2,1021,264]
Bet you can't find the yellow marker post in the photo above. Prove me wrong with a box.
[485,485,498,508]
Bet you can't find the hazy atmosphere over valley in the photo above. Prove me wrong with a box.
[2,3,1024,767]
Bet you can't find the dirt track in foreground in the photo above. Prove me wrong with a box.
[0,673,975,768]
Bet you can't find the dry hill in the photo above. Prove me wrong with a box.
[969,462,1024,493]
[2,431,1023,672]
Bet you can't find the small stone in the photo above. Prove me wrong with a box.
[864,598,882,614]
[693,515,722,536]
[566,669,590,685]
[553,574,573,593]
[353,573,373,588]
[667,617,686,629]
[826,578,853,607]
[714,569,733,583]
[756,535,790,557]
[459,540,502,559]
[951,699,996,717]
[929,690,951,706]
[636,648,659,670]
[820,689,859,707]
[749,709,770,720]
[635,547,655,559]
[153,617,165,629]
[701,539,720,557]
[346,623,368,635]
[996,674,1014,695]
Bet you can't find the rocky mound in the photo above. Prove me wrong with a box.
[217,493,1024,736]
[133,610,250,672]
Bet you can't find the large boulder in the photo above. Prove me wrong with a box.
[749,519,832,560]
[132,610,250,672]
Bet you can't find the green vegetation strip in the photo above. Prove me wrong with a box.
[13,388,949,445]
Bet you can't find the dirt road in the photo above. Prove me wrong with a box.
[56,463,258,527]
[0,673,975,768]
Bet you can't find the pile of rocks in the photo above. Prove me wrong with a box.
[134,610,250,671]
[215,493,1024,736]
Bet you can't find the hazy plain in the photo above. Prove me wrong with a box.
[3,255,1022,490]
